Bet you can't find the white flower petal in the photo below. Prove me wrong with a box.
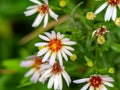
[30,0,42,5]
[104,5,114,21]
[49,53,56,66]
[61,38,70,42]
[35,42,48,46]
[103,81,114,87]
[32,14,44,27]
[37,47,48,56]
[73,78,89,84]
[95,2,108,14]
[42,50,51,62]
[54,75,59,90]
[102,76,114,82]
[43,0,48,4]
[31,71,40,83]
[39,34,50,41]
[47,75,54,89]
[49,9,58,21]
[62,41,76,45]
[24,9,37,16]
[40,69,52,81]
[57,32,64,39]
[51,31,56,39]
[64,46,74,51]
[40,64,51,71]
[45,32,52,39]
[59,74,63,89]
[60,50,68,61]
[25,68,35,77]
[57,51,63,66]
[20,60,34,67]
[43,14,48,27]
[81,83,90,90]
[112,6,117,21]
[62,48,73,56]
[100,85,107,90]
[27,5,38,10]
[62,71,71,86]
[92,30,97,37]
[89,86,94,90]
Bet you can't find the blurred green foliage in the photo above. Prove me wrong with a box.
[0,0,120,90]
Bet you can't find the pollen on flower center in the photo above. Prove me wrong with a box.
[108,0,120,5]
[48,39,62,52]
[38,4,49,14]
[52,63,62,74]
[33,58,43,69]
[89,76,102,87]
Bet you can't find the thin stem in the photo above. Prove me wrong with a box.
[18,15,68,45]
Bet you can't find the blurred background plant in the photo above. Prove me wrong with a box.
[0,0,120,90]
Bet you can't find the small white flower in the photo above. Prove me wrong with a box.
[94,0,120,21]
[35,31,76,66]
[20,55,48,83]
[24,0,58,27]
[39,63,71,90]
[73,74,114,90]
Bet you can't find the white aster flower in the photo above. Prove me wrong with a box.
[94,0,120,21]
[35,31,76,66]
[24,0,58,27]
[73,74,114,90]
[39,63,71,90]
[20,55,48,83]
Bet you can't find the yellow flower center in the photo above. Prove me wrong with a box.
[97,36,105,45]
[51,63,62,74]
[89,76,102,88]
[48,39,62,52]
[108,0,119,5]
[59,0,67,7]
[38,4,49,14]
[33,58,43,69]
[86,12,96,20]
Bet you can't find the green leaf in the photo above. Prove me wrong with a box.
[110,43,120,53]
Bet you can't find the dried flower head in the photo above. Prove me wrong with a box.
[92,26,109,37]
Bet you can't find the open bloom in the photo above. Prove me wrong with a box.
[73,74,114,90]
[39,63,71,90]
[20,55,48,83]
[35,31,76,66]
[24,0,58,27]
[94,0,120,21]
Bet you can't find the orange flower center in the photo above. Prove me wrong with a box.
[52,63,62,74]
[33,58,43,69]
[38,4,49,14]
[89,76,102,87]
[108,0,119,5]
[48,39,62,52]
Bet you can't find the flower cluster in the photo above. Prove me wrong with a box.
[20,0,117,90]
[21,31,76,90]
